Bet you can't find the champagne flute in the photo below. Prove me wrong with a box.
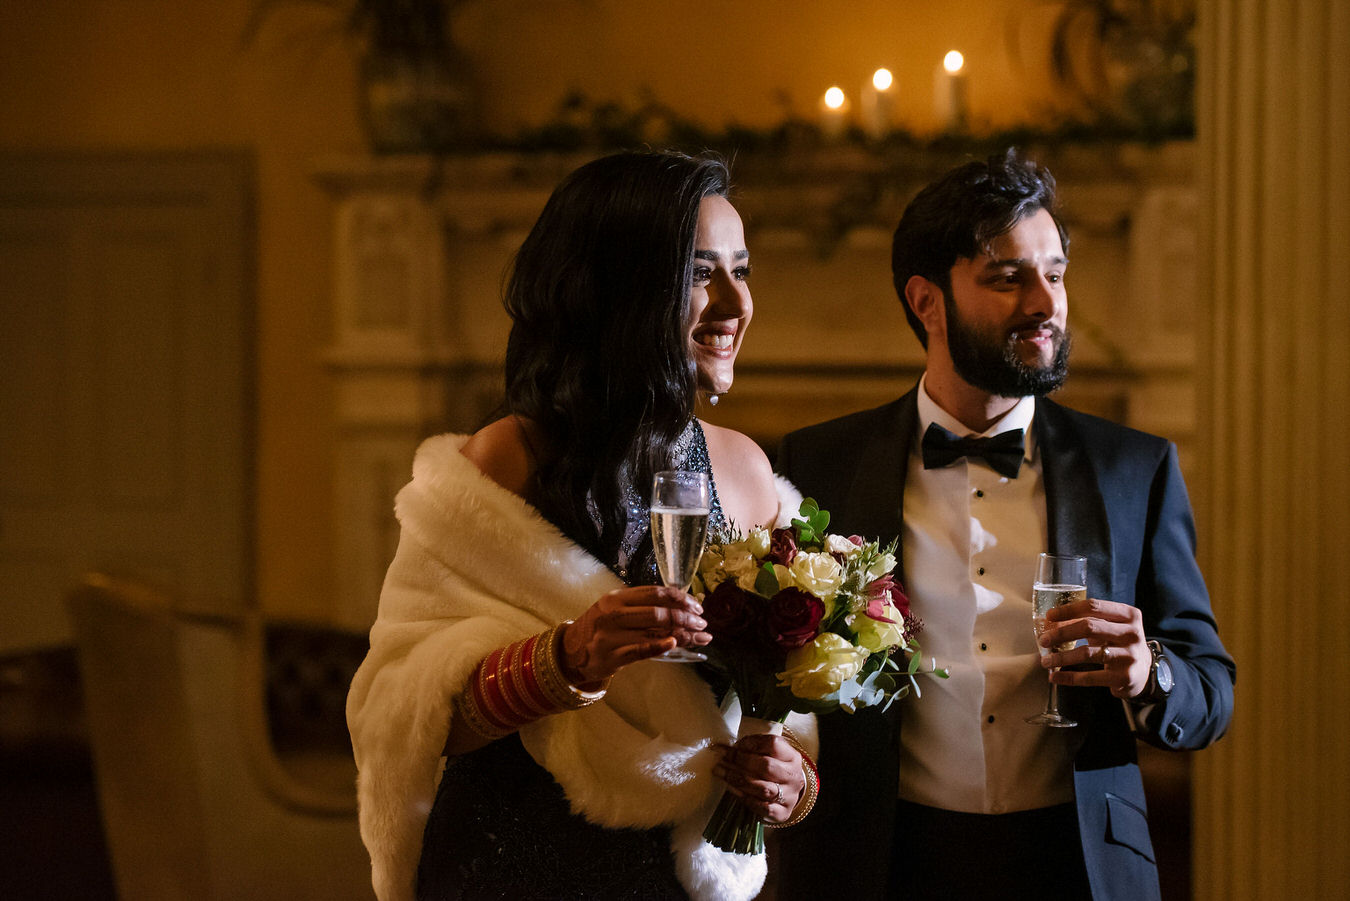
[649,470,710,662]
[1025,552,1086,727]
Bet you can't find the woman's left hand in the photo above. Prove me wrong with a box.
[712,733,806,824]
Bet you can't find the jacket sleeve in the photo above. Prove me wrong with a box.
[1134,443,1236,750]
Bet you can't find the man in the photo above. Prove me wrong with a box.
[774,149,1234,900]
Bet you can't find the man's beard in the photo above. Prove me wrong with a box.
[945,297,1071,398]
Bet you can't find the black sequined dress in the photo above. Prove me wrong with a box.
[416,421,727,901]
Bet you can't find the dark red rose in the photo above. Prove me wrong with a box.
[767,528,798,566]
[703,580,760,642]
[767,587,825,649]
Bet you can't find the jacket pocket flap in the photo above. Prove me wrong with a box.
[1105,793,1156,863]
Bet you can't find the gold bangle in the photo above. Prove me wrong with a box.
[535,621,609,710]
[456,680,514,740]
[766,727,819,828]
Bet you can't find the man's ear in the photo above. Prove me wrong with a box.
[905,275,945,342]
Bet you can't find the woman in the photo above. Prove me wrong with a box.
[347,151,816,901]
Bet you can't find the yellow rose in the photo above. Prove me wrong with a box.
[789,551,844,601]
[777,633,869,700]
[852,603,907,652]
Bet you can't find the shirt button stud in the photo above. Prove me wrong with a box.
[977,567,985,576]
[987,715,995,724]
[980,642,988,651]
[974,489,984,498]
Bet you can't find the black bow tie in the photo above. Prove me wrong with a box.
[921,423,1025,479]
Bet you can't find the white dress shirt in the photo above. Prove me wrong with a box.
[897,377,1076,813]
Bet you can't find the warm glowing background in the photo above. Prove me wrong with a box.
[0,0,1091,623]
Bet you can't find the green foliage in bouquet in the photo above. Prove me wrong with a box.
[695,498,946,724]
[694,499,948,855]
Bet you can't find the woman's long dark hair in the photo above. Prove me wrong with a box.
[502,150,730,563]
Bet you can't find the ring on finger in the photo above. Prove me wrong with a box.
[1098,645,1111,665]
[772,784,783,805]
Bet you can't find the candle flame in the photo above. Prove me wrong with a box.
[824,86,846,109]
[872,68,893,91]
[943,50,964,74]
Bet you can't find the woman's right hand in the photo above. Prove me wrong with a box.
[559,587,710,685]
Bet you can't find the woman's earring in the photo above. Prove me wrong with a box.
[708,394,720,406]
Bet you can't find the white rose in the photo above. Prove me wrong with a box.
[746,527,772,558]
[722,545,762,592]
[698,545,726,585]
[824,534,862,559]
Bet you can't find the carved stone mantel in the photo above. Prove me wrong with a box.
[313,143,1197,628]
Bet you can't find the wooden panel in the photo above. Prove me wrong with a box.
[0,153,253,651]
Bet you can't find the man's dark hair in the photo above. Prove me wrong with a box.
[891,148,1069,347]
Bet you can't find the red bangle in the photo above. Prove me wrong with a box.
[504,635,552,717]
[475,648,521,731]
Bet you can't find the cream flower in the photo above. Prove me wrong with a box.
[789,551,844,601]
[777,633,869,700]
[866,551,898,581]
[823,533,862,559]
[721,544,762,592]
[852,602,907,652]
[746,527,772,559]
[698,544,726,585]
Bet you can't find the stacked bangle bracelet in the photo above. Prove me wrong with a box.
[457,621,608,740]
[765,726,820,829]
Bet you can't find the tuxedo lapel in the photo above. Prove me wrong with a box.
[1035,400,1113,603]
[842,388,919,582]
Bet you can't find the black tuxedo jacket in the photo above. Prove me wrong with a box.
[774,387,1235,901]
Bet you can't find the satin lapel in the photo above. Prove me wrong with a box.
[843,387,919,584]
[1034,399,1112,594]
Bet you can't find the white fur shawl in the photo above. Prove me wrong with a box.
[346,433,813,901]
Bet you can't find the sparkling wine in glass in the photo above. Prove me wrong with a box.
[1026,552,1086,727]
[649,470,710,662]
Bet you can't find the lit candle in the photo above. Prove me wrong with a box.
[933,50,968,132]
[861,68,895,139]
[820,86,848,139]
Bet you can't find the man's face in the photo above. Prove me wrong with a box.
[942,208,1070,398]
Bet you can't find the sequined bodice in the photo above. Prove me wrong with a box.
[610,419,728,586]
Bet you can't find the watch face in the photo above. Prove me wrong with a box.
[1156,656,1174,694]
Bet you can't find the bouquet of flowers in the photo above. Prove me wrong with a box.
[694,498,946,854]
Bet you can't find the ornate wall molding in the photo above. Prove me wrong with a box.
[314,143,1198,628]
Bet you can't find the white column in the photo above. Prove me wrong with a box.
[1193,1,1350,897]
[314,157,458,630]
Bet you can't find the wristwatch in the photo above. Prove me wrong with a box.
[1132,639,1174,705]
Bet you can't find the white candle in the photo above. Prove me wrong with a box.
[820,86,848,139]
[933,50,968,132]
[861,68,895,139]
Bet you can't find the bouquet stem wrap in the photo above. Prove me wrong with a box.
[702,716,785,855]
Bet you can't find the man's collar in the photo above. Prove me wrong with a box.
[916,373,1036,460]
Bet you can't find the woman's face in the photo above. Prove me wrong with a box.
[688,195,752,396]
